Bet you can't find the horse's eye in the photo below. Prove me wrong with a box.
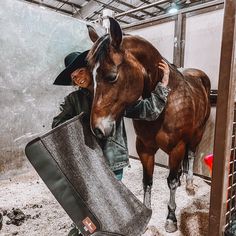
[105,73,118,83]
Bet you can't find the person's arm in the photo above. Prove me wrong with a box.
[124,83,170,121]
[124,59,171,121]
[52,95,76,128]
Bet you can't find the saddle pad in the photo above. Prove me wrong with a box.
[25,115,151,236]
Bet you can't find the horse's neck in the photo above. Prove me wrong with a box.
[128,49,163,96]
[123,36,182,96]
[141,61,183,98]
[168,66,184,89]
[124,36,161,83]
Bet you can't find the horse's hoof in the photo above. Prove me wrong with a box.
[165,219,178,233]
[143,185,152,209]
[186,179,195,196]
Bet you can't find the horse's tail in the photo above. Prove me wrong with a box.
[199,72,211,98]
[199,72,211,124]
[182,145,189,174]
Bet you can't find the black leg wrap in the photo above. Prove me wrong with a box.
[167,171,181,189]
[143,171,153,187]
[167,206,177,223]
[167,177,176,190]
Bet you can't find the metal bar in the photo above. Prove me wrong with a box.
[139,0,165,11]
[115,0,170,18]
[173,14,182,67]
[55,0,70,12]
[208,0,236,235]
[114,0,157,17]
[228,171,236,177]
[227,196,236,204]
[91,0,144,20]
[53,0,82,9]
[228,108,236,224]
[185,3,224,18]
[227,182,236,190]
[87,11,129,24]
[226,206,236,214]
[180,13,186,67]
[22,0,73,14]
[173,13,186,67]
[130,155,212,181]
[122,0,224,29]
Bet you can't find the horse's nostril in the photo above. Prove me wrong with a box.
[94,128,105,139]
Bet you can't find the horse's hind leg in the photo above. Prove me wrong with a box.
[166,169,181,233]
[136,137,157,209]
[165,142,185,233]
[186,150,195,195]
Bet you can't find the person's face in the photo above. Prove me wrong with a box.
[71,67,92,89]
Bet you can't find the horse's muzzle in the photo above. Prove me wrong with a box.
[92,118,115,139]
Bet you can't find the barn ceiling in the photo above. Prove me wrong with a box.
[19,0,218,25]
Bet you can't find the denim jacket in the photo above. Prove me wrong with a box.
[52,83,170,171]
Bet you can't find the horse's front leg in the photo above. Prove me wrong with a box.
[165,142,185,233]
[136,137,157,209]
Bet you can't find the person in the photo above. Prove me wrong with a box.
[52,50,170,180]
[52,50,170,236]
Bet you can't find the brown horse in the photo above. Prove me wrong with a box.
[87,18,211,233]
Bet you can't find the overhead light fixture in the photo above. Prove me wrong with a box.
[168,2,178,14]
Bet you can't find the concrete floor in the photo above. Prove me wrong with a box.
[0,158,210,236]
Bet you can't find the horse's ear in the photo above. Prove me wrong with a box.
[87,25,99,43]
[109,17,122,49]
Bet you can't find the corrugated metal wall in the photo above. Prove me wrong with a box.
[0,0,103,175]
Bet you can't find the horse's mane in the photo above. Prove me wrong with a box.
[162,57,185,79]
[88,33,184,82]
[88,34,110,67]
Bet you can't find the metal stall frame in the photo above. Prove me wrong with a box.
[208,0,236,235]
[122,0,224,68]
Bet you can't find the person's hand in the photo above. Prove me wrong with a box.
[158,59,170,87]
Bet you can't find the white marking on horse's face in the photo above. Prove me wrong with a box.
[96,115,115,137]
[93,62,100,94]
[100,115,112,128]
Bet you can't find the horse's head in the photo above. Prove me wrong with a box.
[87,18,147,138]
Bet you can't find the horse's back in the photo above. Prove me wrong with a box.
[181,68,211,96]
[174,68,211,148]
[151,67,211,151]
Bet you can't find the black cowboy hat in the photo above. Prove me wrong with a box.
[53,50,89,86]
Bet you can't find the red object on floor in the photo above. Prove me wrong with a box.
[204,154,214,175]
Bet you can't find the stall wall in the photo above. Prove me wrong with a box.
[184,9,224,89]
[128,21,175,62]
[184,9,224,176]
[125,10,224,177]
[0,0,103,175]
